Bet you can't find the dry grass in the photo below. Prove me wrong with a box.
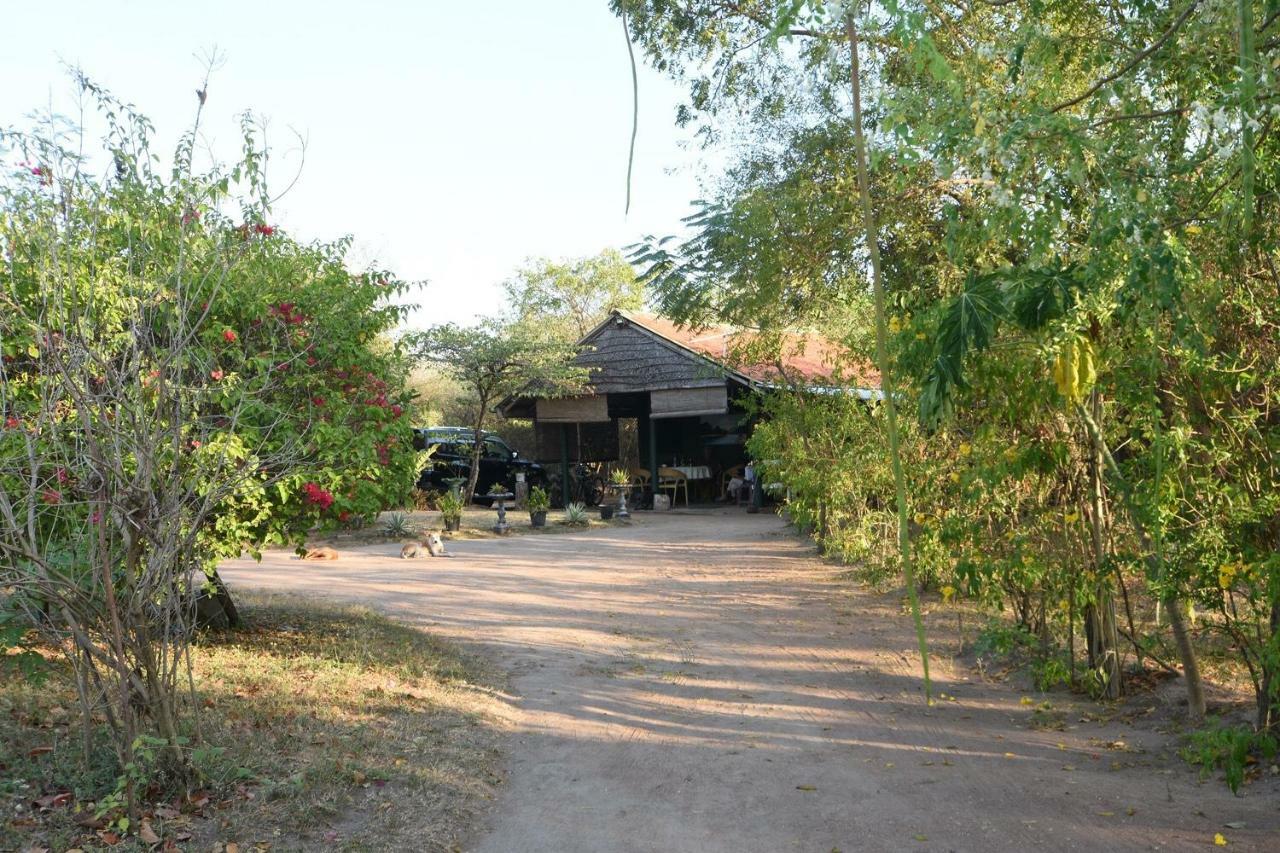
[1,593,506,852]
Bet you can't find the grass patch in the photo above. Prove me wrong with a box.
[1,593,505,852]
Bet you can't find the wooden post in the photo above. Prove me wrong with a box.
[559,424,571,509]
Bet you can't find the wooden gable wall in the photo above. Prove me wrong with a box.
[579,320,730,394]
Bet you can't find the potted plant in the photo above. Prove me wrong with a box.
[606,468,632,519]
[527,485,550,528]
[438,488,463,532]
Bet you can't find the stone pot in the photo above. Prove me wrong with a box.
[599,504,615,521]
[443,516,461,532]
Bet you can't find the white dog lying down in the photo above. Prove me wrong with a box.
[400,532,454,558]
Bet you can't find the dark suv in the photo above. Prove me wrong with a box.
[412,427,546,500]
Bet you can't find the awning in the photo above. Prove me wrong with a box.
[535,395,610,423]
[650,386,728,419]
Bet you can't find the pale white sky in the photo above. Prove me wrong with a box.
[1,0,706,327]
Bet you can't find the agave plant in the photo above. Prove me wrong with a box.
[563,502,589,525]
[382,511,412,538]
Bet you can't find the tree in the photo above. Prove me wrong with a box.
[0,73,415,811]
[616,0,1280,736]
[411,320,585,502]
[502,248,643,340]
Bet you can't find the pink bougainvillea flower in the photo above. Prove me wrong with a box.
[4,416,19,430]
[210,369,224,381]
[306,356,318,367]
[190,440,202,450]
[311,396,325,407]
[41,489,61,505]
[222,328,238,343]
[55,468,69,483]
[181,208,201,225]
[391,404,403,417]
[254,223,276,236]
[89,510,101,525]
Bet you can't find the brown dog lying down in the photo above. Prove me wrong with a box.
[400,532,454,558]
[300,545,339,560]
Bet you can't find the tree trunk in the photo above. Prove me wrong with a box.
[465,403,489,504]
[1085,395,1122,699]
[1257,599,1280,731]
[1166,593,1206,721]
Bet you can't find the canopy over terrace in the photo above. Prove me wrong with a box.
[499,310,879,506]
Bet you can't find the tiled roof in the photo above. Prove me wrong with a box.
[618,312,880,390]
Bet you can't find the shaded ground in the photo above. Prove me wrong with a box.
[219,509,1280,852]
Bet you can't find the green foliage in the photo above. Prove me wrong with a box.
[437,488,464,525]
[503,248,643,340]
[526,486,550,513]
[563,502,589,525]
[1182,721,1279,794]
[617,0,1280,748]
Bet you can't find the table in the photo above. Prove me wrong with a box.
[670,465,711,481]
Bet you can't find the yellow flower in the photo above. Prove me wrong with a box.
[1186,224,1203,236]
[1218,562,1237,590]
[1214,833,1228,847]
[941,585,956,603]
[914,512,928,526]
[1063,511,1079,524]
[888,316,902,333]
[958,442,972,457]
[915,331,928,341]
[949,471,961,484]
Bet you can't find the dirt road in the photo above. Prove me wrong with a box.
[219,509,1279,852]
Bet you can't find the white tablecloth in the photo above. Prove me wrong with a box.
[670,465,711,481]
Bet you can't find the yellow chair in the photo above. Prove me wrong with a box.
[629,467,651,489]
[657,466,689,507]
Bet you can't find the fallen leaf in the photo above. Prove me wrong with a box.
[796,784,817,791]
[1223,822,1247,829]
[27,746,53,758]
[34,791,73,809]
[139,821,161,844]
[1004,752,1016,758]
[227,844,241,853]
[1099,811,1115,817]
[914,835,928,842]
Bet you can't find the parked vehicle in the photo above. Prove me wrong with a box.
[412,427,546,501]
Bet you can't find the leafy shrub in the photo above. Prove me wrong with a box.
[527,486,550,513]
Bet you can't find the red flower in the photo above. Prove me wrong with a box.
[190,439,202,450]
[338,510,352,522]
[306,356,318,367]
[302,482,334,509]
[40,489,61,505]
[55,468,69,483]
[4,416,18,430]
[210,369,224,381]
[311,396,325,407]
[89,510,102,525]
[222,329,238,343]
[182,208,201,225]
[391,404,403,417]
[254,223,276,236]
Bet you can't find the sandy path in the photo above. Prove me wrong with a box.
[219,509,1280,852]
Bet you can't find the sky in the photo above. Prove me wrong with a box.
[1,0,707,327]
